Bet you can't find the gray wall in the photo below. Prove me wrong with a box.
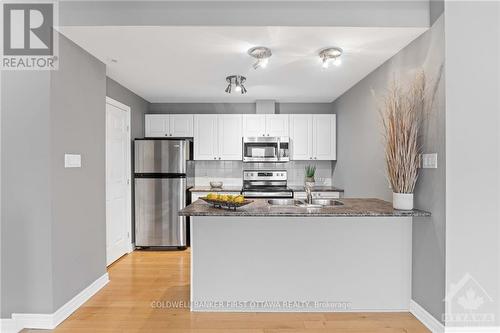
[1,72,54,316]
[148,102,332,114]
[60,1,429,28]
[50,35,107,310]
[332,15,445,323]
[106,77,149,139]
[1,34,107,316]
[445,1,500,326]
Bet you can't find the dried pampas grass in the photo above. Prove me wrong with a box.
[379,72,426,194]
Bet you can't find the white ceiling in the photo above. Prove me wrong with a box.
[59,26,427,103]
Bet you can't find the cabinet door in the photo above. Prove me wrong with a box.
[289,114,313,160]
[170,114,194,137]
[218,115,243,160]
[145,114,169,137]
[313,114,336,160]
[242,115,266,137]
[266,114,289,137]
[194,115,218,160]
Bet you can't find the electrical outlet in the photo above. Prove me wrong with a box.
[421,153,438,169]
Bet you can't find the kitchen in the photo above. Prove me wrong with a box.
[2,2,499,333]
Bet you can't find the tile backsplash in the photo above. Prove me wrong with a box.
[193,161,334,187]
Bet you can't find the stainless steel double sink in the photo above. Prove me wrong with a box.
[268,198,344,208]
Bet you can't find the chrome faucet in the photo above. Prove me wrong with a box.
[305,184,313,204]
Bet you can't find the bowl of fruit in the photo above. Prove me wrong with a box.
[201,193,253,210]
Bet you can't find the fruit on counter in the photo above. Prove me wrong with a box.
[218,194,228,201]
[233,195,245,203]
[206,193,218,200]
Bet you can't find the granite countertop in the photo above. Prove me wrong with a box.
[189,186,242,192]
[289,185,344,192]
[179,198,431,217]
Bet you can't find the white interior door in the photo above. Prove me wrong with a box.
[106,98,131,266]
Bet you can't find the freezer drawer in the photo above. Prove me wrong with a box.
[134,140,189,174]
[135,177,186,247]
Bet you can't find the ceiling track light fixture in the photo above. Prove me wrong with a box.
[248,46,272,70]
[319,47,343,69]
[225,75,247,94]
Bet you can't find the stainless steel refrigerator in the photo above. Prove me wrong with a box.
[134,139,192,248]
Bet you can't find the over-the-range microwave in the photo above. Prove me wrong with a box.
[242,136,289,162]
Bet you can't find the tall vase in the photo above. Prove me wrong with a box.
[393,192,414,210]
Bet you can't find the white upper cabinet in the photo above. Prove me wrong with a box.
[194,114,243,160]
[145,114,169,137]
[170,114,194,137]
[289,114,313,160]
[290,114,336,161]
[313,114,336,160]
[145,114,193,137]
[242,115,266,137]
[265,115,289,137]
[242,114,289,137]
[218,115,243,160]
[194,115,218,160]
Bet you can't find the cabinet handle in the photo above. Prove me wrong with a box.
[214,157,216,160]
[314,157,317,160]
[165,133,168,136]
[218,157,221,160]
[310,157,312,159]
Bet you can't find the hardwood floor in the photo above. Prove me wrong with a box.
[24,250,430,333]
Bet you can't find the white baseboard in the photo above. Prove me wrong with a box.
[4,272,109,332]
[410,300,500,333]
[445,328,500,333]
[410,299,445,333]
[0,318,22,333]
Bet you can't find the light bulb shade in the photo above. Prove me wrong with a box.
[319,47,343,69]
[248,46,272,70]
[224,75,247,94]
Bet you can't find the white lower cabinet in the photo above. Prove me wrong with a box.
[290,114,336,160]
[194,114,242,160]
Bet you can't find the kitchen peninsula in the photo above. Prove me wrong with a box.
[180,199,430,312]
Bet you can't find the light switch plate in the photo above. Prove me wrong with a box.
[65,154,81,168]
[421,153,438,169]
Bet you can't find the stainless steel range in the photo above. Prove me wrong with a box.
[242,170,293,198]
